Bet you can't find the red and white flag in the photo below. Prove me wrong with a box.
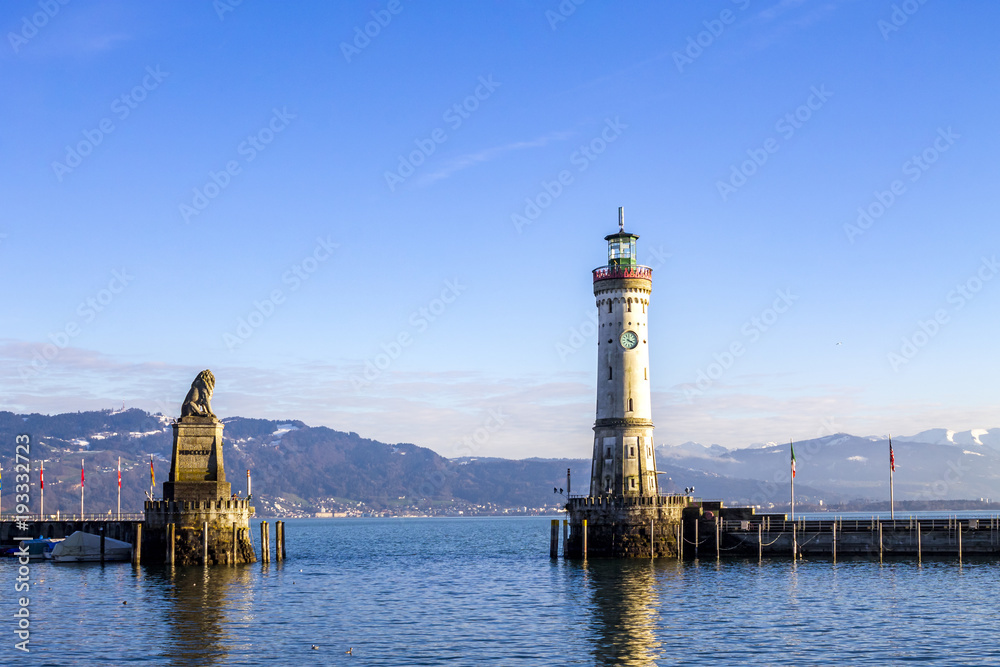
[118,457,122,488]
[40,463,44,490]
[81,459,85,488]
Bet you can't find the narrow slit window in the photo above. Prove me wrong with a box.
[628,398,633,412]
[608,366,613,380]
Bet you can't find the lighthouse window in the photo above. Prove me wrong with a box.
[605,447,612,459]
[605,477,611,493]
[608,302,612,313]
[644,367,647,380]
[630,446,636,458]
[628,398,633,412]
[630,478,636,489]
[608,366,612,380]
[642,302,646,313]
[627,300,632,312]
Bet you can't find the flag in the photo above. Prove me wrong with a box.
[81,459,84,488]
[790,441,796,478]
[118,457,121,489]
[150,455,155,488]
[889,438,895,472]
[40,463,44,490]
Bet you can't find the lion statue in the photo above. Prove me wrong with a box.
[181,369,216,419]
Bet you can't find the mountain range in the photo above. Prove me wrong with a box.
[1,409,997,516]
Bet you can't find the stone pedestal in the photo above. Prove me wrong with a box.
[565,495,688,559]
[143,414,255,565]
[144,499,256,565]
[163,417,230,502]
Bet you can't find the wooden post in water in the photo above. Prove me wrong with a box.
[280,521,286,561]
[917,521,922,564]
[203,522,209,565]
[832,522,837,563]
[758,523,762,562]
[550,519,559,558]
[166,523,175,565]
[715,517,720,561]
[275,521,285,561]
[958,522,962,564]
[261,521,270,563]
[582,519,587,559]
[878,522,883,564]
[133,523,142,565]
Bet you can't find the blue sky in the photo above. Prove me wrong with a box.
[2,0,999,458]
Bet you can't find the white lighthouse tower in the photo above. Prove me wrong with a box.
[590,208,658,498]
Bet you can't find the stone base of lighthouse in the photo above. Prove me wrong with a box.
[565,495,689,558]
[143,498,256,565]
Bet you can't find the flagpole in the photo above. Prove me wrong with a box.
[80,458,84,519]
[40,461,44,520]
[889,435,895,521]
[117,456,121,520]
[0,463,3,521]
[790,439,796,521]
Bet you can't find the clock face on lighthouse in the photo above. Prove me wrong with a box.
[619,331,638,349]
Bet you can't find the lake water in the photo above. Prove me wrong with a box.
[5,516,1000,665]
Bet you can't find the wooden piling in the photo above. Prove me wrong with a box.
[879,522,883,564]
[203,522,209,565]
[582,519,587,559]
[832,522,837,563]
[562,520,568,558]
[166,523,175,565]
[275,521,285,561]
[958,522,962,564]
[758,523,762,562]
[550,519,559,558]
[917,521,922,563]
[261,521,270,563]
[133,523,142,565]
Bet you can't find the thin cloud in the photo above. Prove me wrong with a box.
[417,130,575,185]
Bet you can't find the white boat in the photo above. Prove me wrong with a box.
[47,531,132,562]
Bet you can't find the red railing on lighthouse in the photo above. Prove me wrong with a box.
[593,265,652,282]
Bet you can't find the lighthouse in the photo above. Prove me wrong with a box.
[590,207,658,498]
[563,208,685,559]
